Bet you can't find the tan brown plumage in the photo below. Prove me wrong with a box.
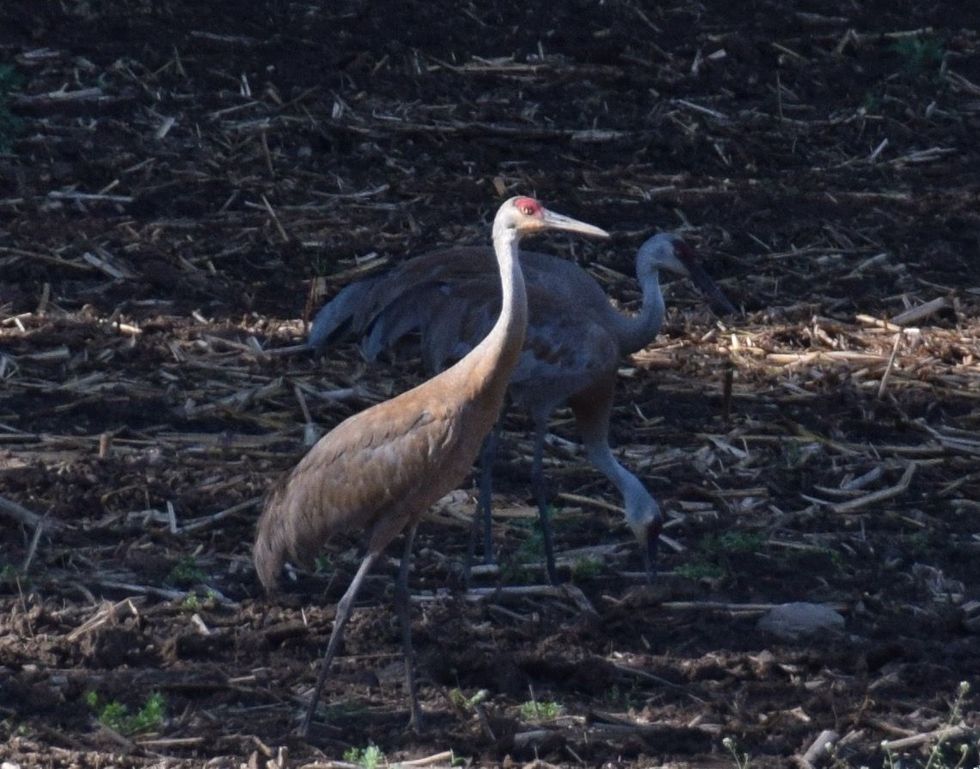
[254,365,492,591]
[253,196,608,736]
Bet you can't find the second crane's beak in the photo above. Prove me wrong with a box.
[642,521,662,584]
[675,243,737,316]
[540,209,610,239]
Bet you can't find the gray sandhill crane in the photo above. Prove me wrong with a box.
[254,197,608,736]
[308,235,735,584]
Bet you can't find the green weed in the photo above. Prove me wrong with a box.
[343,743,385,769]
[449,688,488,713]
[702,531,765,556]
[891,36,944,75]
[0,564,20,584]
[86,691,166,735]
[571,556,602,582]
[518,699,563,720]
[602,681,643,710]
[500,517,549,582]
[166,556,206,586]
[515,517,547,561]
[180,588,219,611]
[676,560,726,580]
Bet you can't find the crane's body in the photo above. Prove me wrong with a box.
[256,364,500,590]
[255,196,608,736]
[308,235,735,582]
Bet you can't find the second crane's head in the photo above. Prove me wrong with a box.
[624,481,663,582]
[637,234,736,316]
[494,196,610,241]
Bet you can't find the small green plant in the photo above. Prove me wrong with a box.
[500,517,548,582]
[0,65,22,153]
[571,556,602,582]
[711,531,765,555]
[516,518,547,562]
[891,35,944,75]
[343,743,385,769]
[86,691,166,735]
[449,688,488,713]
[862,90,882,113]
[315,553,332,574]
[676,560,725,580]
[181,588,220,610]
[722,736,751,769]
[602,681,643,710]
[99,700,129,732]
[518,699,563,720]
[127,692,166,734]
[166,556,206,586]
[0,564,19,584]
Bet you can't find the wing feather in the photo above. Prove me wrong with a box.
[254,392,462,591]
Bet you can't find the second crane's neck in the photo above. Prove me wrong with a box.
[460,224,528,404]
[614,268,666,356]
[583,437,655,524]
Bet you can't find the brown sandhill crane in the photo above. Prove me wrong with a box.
[309,234,735,583]
[254,196,608,736]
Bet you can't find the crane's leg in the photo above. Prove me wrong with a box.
[642,531,660,584]
[395,523,423,733]
[464,419,503,586]
[480,423,502,564]
[302,550,380,738]
[531,419,559,586]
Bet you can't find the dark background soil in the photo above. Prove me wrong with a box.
[1,1,978,767]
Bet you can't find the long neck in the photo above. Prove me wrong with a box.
[461,225,527,404]
[583,438,654,526]
[610,269,665,355]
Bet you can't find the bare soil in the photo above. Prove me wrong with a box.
[1,2,979,767]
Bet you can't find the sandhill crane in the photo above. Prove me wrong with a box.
[309,234,735,583]
[254,196,608,736]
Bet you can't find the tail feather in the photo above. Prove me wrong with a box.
[361,285,441,362]
[253,480,291,593]
[307,280,378,352]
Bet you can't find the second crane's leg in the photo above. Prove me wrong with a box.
[531,420,559,586]
[395,523,423,733]
[481,423,502,565]
[464,420,502,586]
[302,550,379,738]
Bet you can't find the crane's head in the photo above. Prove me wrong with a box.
[495,196,610,240]
[625,485,663,583]
[637,234,737,315]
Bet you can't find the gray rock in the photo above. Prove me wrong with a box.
[757,602,845,641]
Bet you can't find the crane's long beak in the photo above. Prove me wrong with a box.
[675,245,737,316]
[540,209,610,239]
[642,522,661,584]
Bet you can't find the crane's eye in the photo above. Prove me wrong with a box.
[514,196,540,217]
